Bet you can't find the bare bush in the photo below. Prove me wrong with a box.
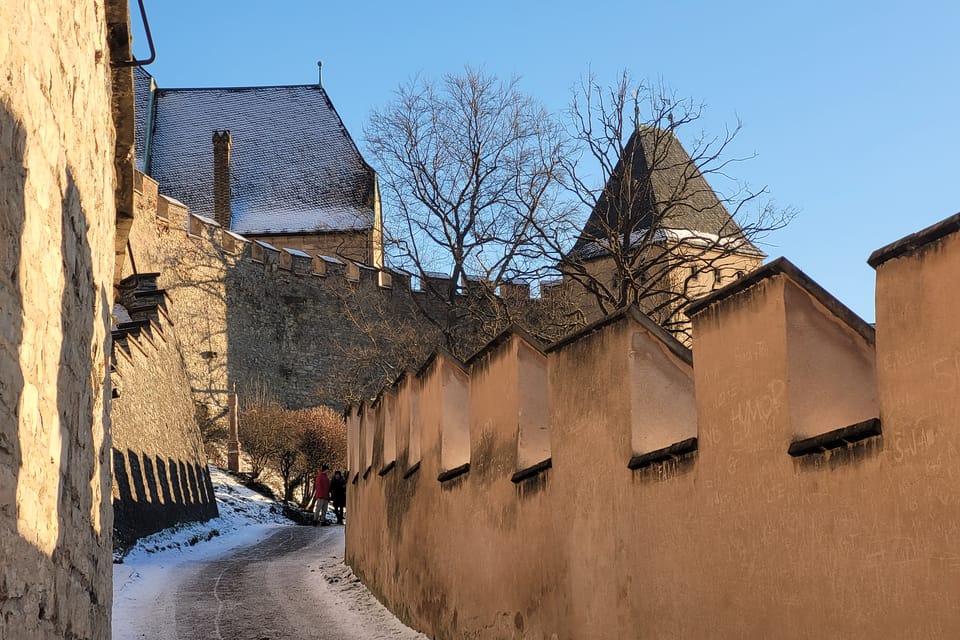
[238,395,346,504]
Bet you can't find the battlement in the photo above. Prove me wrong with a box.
[134,168,545,300]
[126,169,583,420]
[345,211,960,639]
[110,270,218,548]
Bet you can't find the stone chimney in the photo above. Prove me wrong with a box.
[212,130,232,228]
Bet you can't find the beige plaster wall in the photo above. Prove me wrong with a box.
[0,1,117,637]
[346,217,960,639]
[563,243,762,336]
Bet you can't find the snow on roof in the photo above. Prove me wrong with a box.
[254,240,278,251]
[319,255,345,264]
[145,82,376,235]
[229,206,371,235]
[225,230,248,242]
[572,227,766,261]
[571,128,761,257]
[283,247,311,258]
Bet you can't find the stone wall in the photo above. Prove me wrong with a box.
[0,1,120,637]
[246,230,374,264]
[110,275,218,549]
[345,212,960,639]
[122,175,560,422]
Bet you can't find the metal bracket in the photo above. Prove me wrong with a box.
[115,0,156,67]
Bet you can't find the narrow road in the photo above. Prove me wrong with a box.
[121,525,425,640]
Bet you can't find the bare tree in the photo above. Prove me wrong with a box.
[315,277,443,407]
[543,72,794,338]
[237,400,285,480]
[366,67,575,356]
[294,406,348,507]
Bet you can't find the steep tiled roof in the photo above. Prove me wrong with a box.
[570,127,758,258]
[137,73,375,235]
[133,67,154,172]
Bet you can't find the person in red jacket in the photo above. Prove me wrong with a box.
[313,465,331,526]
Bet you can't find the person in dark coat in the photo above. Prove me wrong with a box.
[313,465,331,526]
[329,470,346,525]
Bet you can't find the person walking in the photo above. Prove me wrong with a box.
[329,470,346,525]
[313,465,331,526]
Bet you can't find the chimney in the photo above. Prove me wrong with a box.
[212,130,232,228]
[317,59,323,87]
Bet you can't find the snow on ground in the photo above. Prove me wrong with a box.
[114,466,290,565]
[113,467,292,635]
[113,466,425,639]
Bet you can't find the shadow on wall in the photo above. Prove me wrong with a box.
[112,447,218,548]
[0,99,25,502]
[56,166,111,631]
[0,98,111,635]
[0,97,30,625]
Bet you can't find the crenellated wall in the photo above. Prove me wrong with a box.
[345,211,960,640]
[122,172,569,420]
[110,274,219,549]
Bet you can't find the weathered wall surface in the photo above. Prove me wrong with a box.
[121,174,232,416]
[0,1,119,637]
[345,212,960,640]
[110,275,218,549]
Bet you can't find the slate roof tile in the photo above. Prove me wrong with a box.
[571,127,759,259]
[136,70,375,236]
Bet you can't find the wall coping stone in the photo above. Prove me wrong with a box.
[868,211,960,268]
[685,257,875,346]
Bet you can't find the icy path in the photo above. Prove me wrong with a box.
[113,468,426,639]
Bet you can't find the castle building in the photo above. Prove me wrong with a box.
[133,67,383,266]
[563,126,765,330]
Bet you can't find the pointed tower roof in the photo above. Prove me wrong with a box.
[570,127,759,258]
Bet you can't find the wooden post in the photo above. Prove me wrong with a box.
[227,389,241,472]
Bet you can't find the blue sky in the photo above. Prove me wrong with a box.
[133,0,960,321]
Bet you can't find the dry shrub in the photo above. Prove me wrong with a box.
[238,400,346,504]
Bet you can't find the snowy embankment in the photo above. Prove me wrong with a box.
[114,466,290,563]
[112,467,293,634]
[113,466,426,639]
